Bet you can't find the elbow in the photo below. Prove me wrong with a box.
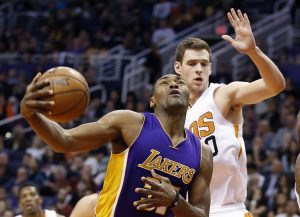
[51,143,68,153]
[272,78,286,95]
[52,130,72,153]
[278,78,286,92]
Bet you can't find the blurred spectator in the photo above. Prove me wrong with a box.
[275,200,300,217]
[152,0,175,20]
[151,19,176,46]
[3,208,14,217]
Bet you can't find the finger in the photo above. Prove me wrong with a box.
[135,188,160,197]
[31,79,51,92]
[243,13,251,25]
[230,8,240,22]
[221,35,234,44]
[27,89,54,100]
[32,72,42,84]
[136,203,156,211]
[227,12,237,28]
[151,170,170,183]
[141,177,161,189]
[26,100,55,111]
[237,9,246,26]
[133,198,155,207]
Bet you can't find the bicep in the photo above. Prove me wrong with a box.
[65,111,136,152]
[295,154,300,193]
[188,145,213,215]
[226,79,275,106]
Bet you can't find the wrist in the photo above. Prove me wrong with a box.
[169,190,180,209]
[247,46,260,57]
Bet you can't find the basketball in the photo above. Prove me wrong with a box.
[39,66,90,123]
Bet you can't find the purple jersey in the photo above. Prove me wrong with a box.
[96,112,202,217]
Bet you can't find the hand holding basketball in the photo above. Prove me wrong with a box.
[21,66,90,123]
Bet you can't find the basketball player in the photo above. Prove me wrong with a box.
[16,183,64,217]
[294,111,300,208]
[174,9,286,216]
[20,74,213,217]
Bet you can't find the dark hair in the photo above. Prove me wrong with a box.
[18,182,40,199]
[175,38,212,63]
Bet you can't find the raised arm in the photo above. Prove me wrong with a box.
[295,112,300,194]
[221,9,285,106]
[20,73,143,153]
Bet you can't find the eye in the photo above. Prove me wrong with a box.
[201,62,208,67]
[160,81,168,85]
[188,62,196,66]
[177,80,185,85]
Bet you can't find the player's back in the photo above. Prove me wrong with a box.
[185,83,247,212]
[96,112,202,217]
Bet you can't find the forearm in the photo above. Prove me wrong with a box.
[172,196,207,217]
[24,113,68,152]
[248,46,285,93]
[295,154,300,193]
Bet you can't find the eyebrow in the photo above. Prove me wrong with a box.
[158,75,181,81]
[187,59,210,62]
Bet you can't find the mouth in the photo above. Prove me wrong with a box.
[169,90,181,96]
[24,202,34,209]
[194,77,203,83]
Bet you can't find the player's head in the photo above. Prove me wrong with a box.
[174,38,212,97]
[18,182,43,215]
[150,74,189,112]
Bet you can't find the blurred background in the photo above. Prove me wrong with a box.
[0,0,299,216]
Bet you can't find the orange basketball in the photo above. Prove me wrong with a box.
[39,66,90,123]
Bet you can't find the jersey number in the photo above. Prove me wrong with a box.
[189,112,219,157]
[140,177,180,215]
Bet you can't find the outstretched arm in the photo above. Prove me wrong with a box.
[20,73,143,153]
[295,112,300,195]
[221,9,285,106]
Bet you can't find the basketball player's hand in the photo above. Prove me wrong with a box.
[20,72,54,118]
[133,170,178,210]
[221,8,256,55]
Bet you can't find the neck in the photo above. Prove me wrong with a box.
[154,109,186,138]
[23,210,44,217]
[189,85,208,106]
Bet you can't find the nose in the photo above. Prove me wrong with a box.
[195,63,202,74]
[169,81,178,89]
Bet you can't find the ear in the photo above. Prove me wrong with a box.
[174,61,181,75]
[209,62,212,75]
[150,97,155,108]
[38,195,43,205]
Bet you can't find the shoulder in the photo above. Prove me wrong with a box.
[98,110,144,126]
[216,81,250,97]
[104,110,144,120]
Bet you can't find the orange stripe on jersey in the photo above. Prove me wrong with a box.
[234,124,243,160]
[244,212,253,217]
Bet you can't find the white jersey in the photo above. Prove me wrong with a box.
[15,209,58,217]
[185,83,248,212]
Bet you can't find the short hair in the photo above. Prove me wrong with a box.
[18,182,40,199]
[175,38,212,63]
